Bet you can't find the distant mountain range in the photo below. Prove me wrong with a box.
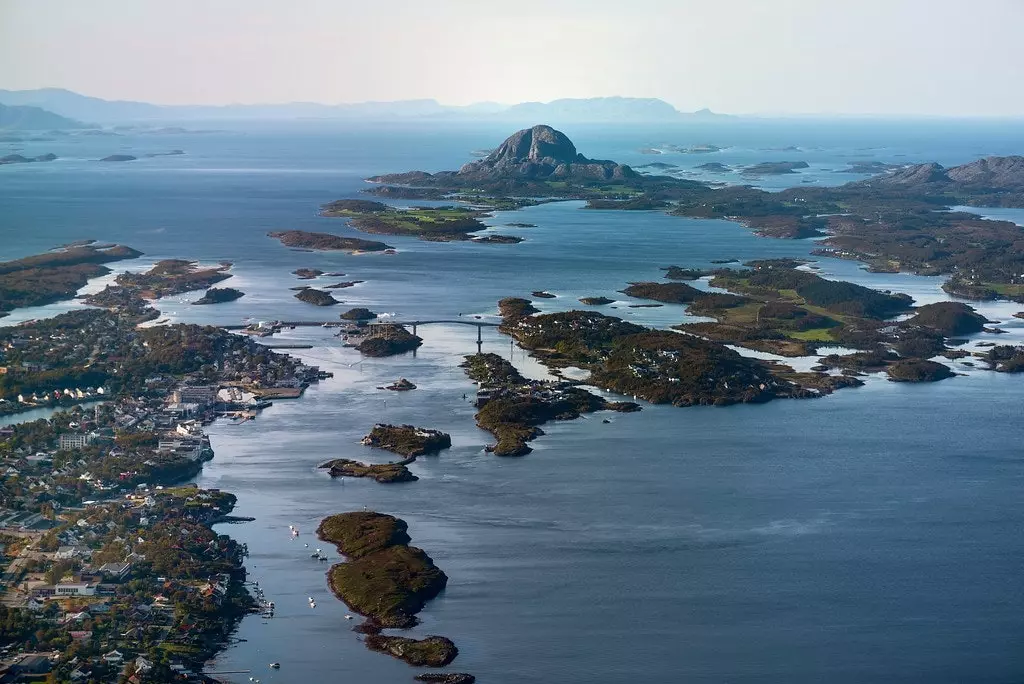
[0,88,726,124]
[0,102,85,130]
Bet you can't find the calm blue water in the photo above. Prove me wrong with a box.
[2,120,1023,683]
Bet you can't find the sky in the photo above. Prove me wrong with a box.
[1,0,1023,116]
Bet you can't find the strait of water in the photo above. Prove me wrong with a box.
[2,120,1023,683]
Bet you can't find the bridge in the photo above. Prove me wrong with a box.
[225,318,502,352]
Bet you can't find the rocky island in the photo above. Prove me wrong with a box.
[340,306,378,320]
[294,287,340,306]
[317,511,450,631]
[361,423,452,457]
[356,323,423,357]
[193,286,244,305]
[268,229,392,252]
[579,296,614,305]
[293,267,324,279]
[319,458,417,483]
[99,154,136,162]
[462,352,639,456]
[1,152,57,165]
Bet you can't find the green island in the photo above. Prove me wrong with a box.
[340,307,378,321]
[0,243,141,317]
[318,458,417,483]
[316,512,450,637]
[579,296,615,305]
[193,286,244,305]
[361,125,1024,302]
[461,352,639,456]
[294,287,340,306]
[360,423,452,457]
[267,229,393,252]
[320,199,520,243]
[356,324,423,357]
[318,424,449,483]
[364,635,458,668]
[293,268,324,279]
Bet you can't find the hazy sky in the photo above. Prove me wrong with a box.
[1,0,1022,116]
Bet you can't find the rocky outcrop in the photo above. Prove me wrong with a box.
[455,125,636,182]
[946,156,1024,190]
[907,302,988,336]
[364,635,458,667]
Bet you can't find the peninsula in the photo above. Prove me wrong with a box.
[0,243,141,317]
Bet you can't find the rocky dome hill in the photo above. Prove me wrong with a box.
[369,124,637,185]
[456,124,636,181]
[861,155,1024,192]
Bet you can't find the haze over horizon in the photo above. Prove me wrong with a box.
[1,0,1024,117]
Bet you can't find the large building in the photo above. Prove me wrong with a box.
[58,433,93,450]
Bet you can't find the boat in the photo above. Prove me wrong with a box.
[270,663,281,669]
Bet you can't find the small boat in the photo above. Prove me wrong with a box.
[270,663,281,669]
[345,614,353,620]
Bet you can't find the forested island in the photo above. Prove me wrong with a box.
[317,512,461,668]
[193,286,244,305]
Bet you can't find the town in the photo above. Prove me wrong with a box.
[0,308,331,682]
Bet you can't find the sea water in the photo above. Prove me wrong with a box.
[2,119,1023,683]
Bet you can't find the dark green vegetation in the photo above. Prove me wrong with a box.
[983,345,1024,373]
[317,512,448,629]
[267,229,392,252]
[461,353,639,456]
[497,297,539,319]
[293,267,324,279]
[90,258,232,304]
[319,458,417,483]
[294,287,339,306]
[907,302,989,335]
[662,266,709,280]
[0,243,141,316]
[667,262,980,374]
[886,359,956,382]
[579,296,614,305]
[356,324,423,357]
[321,199,504,242]
[364,635,458,667]
[340,307,377,320]
[361,423,452,457]
[498,304,862,406]
[363,125,1024,301]
[192,286,244,305]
